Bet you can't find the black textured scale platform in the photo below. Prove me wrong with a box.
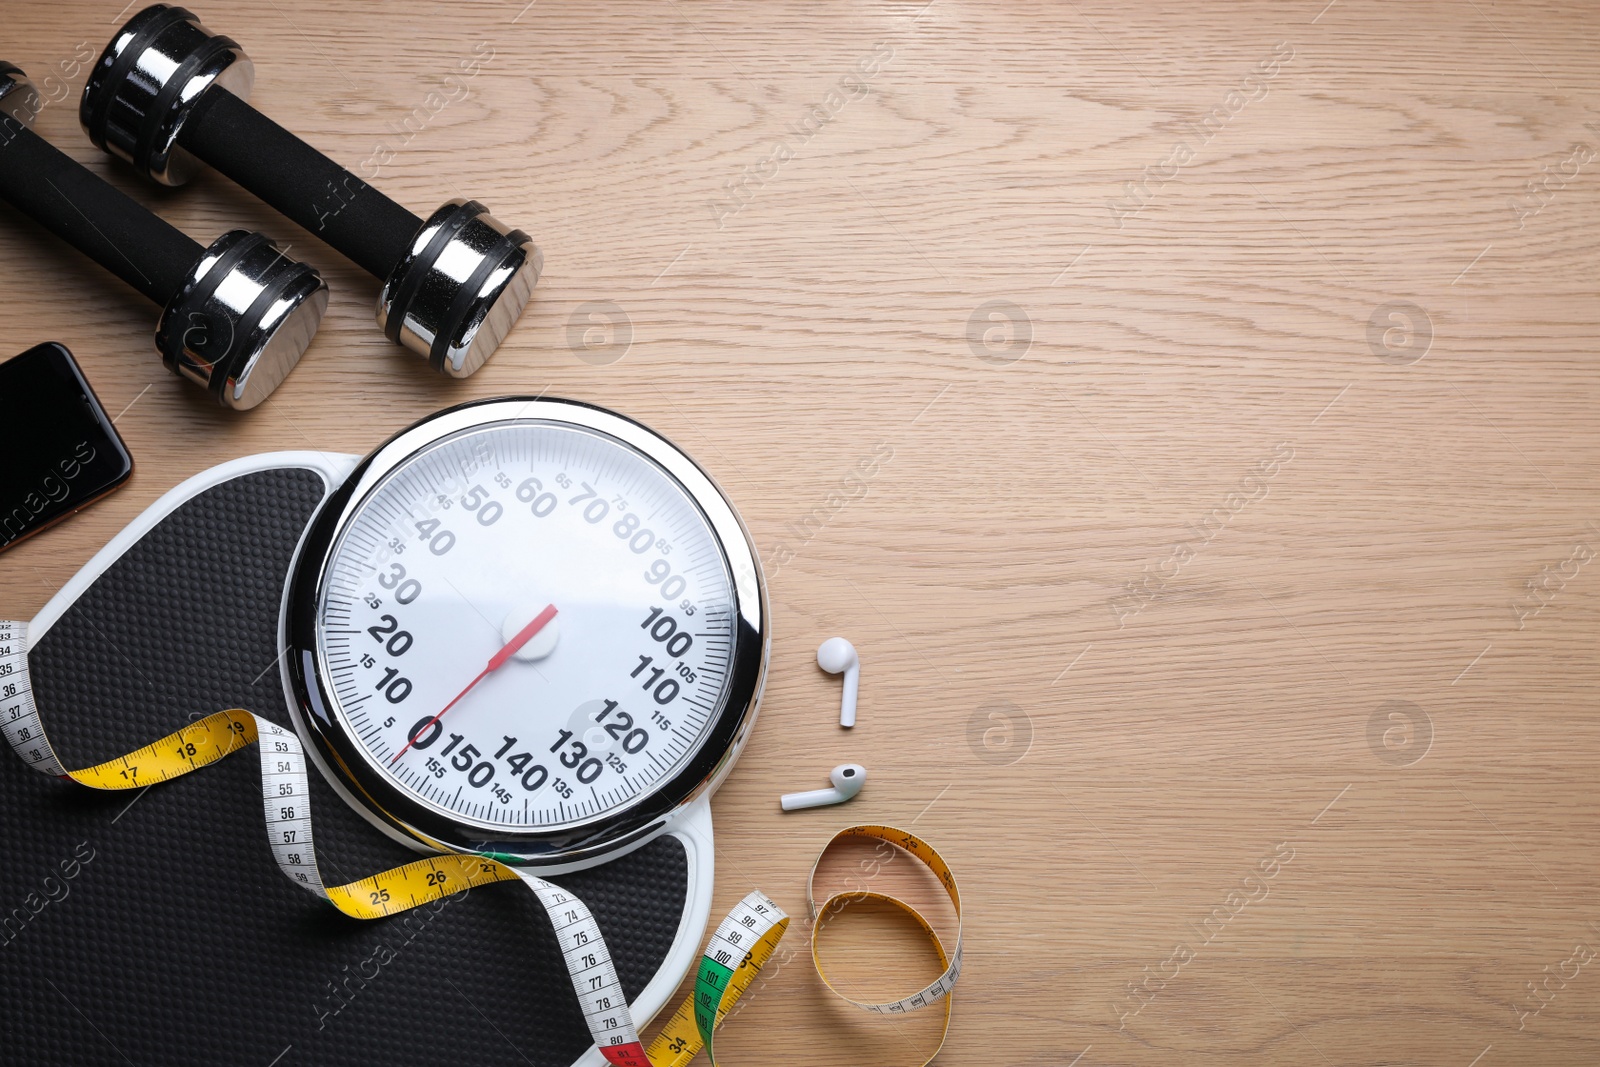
[0,467,687,1066]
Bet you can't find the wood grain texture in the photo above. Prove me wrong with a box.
[4,1,1600,1063]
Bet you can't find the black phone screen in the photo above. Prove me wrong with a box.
[0,343,133,552]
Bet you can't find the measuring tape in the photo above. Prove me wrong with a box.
[808,826,962,1039]
[0,619,961,1065]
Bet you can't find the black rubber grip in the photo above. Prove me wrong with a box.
[180,88,423,280]
[0,117,199,306]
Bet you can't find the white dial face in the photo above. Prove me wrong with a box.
[315,421,737,833]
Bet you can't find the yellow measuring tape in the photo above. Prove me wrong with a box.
[807,826,963,1061]
[0,621,961,1065]
[52,708,530,916]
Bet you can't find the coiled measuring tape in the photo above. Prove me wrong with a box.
[0,619,961,1065]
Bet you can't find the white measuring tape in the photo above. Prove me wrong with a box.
[0,619,962,1065]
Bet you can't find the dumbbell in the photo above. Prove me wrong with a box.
[0,63,325,410]
[82,5,541,379]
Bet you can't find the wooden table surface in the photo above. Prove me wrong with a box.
[5,1,1600,1064]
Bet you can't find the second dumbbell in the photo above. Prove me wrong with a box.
[0,63,325,410]
[83,5,542,379]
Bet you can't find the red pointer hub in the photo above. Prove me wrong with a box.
[391,603,558,764]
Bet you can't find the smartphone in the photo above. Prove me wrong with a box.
[0,342,133,553]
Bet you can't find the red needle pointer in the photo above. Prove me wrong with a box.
[391,603,558,764]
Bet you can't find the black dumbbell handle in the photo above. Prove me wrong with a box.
[180,88,423,281]
[0,118,198,306]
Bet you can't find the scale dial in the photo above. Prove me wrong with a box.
[285,398,766,867]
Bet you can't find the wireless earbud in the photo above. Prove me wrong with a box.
[816,636,860,727]
[780,764,867,811]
